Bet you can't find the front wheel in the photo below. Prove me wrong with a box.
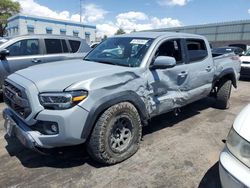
[87,102,142,164]
[215,79,232,109]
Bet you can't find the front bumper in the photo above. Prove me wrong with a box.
[240,66,250,77]
[219,147,250,188]
[3,105,89,149]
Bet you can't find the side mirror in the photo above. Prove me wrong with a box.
[150,56,176,70]
[0,49,10,60]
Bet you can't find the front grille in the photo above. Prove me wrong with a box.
[3,80,31,119]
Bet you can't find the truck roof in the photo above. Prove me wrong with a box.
[112,31,204,39]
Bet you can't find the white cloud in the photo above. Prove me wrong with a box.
[12,1,182,38]
[82,4,108,23]
[96,22,119,37]
[96,11,182,37]
[248,9,250,14]
[158,0,191,6]
[13,0,107,23]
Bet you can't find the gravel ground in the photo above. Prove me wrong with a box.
[0,80,249,188]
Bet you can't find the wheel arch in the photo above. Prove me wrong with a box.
[81,91,149,140]
[213,68,237,88]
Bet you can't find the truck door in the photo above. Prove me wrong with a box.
[183,38,214,102]
[148,39,192,115]
[42,39,71,63]
[0,39,43,87]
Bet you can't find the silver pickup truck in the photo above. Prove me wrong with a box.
[2,32,241,164]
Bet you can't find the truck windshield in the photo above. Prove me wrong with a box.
[84,37,154,67]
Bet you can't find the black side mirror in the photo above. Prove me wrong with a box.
[150,56,176,70]
[0,49,10,60]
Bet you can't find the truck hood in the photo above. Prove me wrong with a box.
[233,104,250,142]
[14,59,130,92]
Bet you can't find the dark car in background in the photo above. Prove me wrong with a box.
[212,46,244,56]
[0,34,91,91]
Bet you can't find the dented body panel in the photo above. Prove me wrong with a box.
[2,32,241,148]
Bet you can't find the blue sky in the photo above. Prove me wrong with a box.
[14,0,250,36]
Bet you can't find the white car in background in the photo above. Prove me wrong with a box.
[219,104,250,187]
[240,49,250,77]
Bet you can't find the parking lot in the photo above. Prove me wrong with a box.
[0,79,249,188]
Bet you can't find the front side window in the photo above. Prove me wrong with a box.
[186,39,208,62]
[154,39,183,64]
[85,37,154,67]
[45,39,62,54]
[6,39,39,56]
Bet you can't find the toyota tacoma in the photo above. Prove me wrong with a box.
[2,32,241,164]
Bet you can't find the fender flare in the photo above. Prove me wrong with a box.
[81,91,149,139]
[213,68,237,88]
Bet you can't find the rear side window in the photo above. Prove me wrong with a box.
[69,40,81,53]
[45,39,62,54]
[186,39,208,62]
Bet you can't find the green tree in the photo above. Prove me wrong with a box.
[115,28,126,35]
[0,0,20,36]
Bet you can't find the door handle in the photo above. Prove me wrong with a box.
[206,66,212,72]
[178,71,188,78]
[32,58,41,63]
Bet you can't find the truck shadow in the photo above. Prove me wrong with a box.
[4,135,93,168]
[143,97,215,136]
[5,96,217,169]
[198,162,222,188]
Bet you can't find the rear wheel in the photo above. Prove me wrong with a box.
[215,79,232,109]
[87,102,142,164]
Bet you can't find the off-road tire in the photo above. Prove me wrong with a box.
[215,79,232,109]
[87,102,142,164]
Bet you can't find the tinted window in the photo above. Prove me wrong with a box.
[6,39,39,56]
[155,39,183,63]
[69,40,81,53]
[61,40,69,53]
[45,39,62,54]
[186,39,208,62]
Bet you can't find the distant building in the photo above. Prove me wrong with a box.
[7,13,96,44]
[149,20,250,48]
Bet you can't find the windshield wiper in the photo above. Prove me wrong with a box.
[96,60,118,66]
[84,58,93,61]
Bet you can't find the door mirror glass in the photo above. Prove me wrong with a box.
[150,56,176,70]
[0,49,10,60]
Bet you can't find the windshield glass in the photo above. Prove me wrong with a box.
[84,37,154,67]
[244,49,250,56]
[212,48,234,54]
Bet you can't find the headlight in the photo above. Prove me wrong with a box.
[227,128,250,168]
[39,90,88,110]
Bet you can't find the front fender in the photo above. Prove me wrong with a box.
[80,91,149,140]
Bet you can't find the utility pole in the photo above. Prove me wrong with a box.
[80,0,83,23]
